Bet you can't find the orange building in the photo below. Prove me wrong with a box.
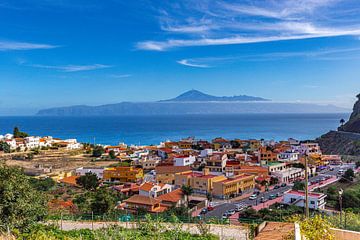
[103,166,143,183]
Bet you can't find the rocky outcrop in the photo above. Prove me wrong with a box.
[317,131,360,155]
[339,94,360,133]
[317,93,360,155]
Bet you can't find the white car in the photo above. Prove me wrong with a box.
[249,194,257,200]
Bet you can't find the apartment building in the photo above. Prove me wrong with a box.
[103,166,143,183]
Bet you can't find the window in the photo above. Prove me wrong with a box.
[310,201,315,205]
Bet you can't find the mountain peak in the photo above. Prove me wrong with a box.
[160,90,270,102]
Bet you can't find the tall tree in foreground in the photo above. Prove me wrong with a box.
[0,164,47,231]
[181,185,193,207]
[76,172,100,191]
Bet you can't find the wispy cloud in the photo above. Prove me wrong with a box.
[137,0,360,51]
[29,64,112,72]
[110,74,132,78]
[177,59,210,68]
[177,47,360,67]
[0,40,58,51]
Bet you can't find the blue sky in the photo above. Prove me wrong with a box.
[1,0,360,115]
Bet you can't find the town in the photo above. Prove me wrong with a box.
[1,127,357,231]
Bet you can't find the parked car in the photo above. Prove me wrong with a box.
[227,209,236,215]
[222,213,228,219]
[276,192,283,197]
[249,194,257,200]
[207,206,215,211]
[273,185,280,189]
[253,190,261,195]
[200,208,208,214]
[260,197,268,203]
[280,183,287,187]
[268,194,276,200]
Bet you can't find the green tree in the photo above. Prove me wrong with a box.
[0,164,47,231]
[340,118,346,126]
[0,141,11,153]
[13,126,29,138]
[76,172,100,191]
[30,177,56,191]
[90,189,117,214]
[292,181,305,191]
[181,185,193,207]
[92,145,104,157]
[270,177,279,185]
[109,150,116,159]
[341,169,355,182]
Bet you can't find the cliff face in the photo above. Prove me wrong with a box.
[339,94,360,133]
[317,93,360,155]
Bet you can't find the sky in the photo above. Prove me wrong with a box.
[1,0,360,115]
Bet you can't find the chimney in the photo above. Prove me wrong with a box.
[203,167,210,176]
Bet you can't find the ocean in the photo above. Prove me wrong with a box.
[0,113,349,145]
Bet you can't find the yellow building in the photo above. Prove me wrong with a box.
[155,166,191,184]
[212,174,255,199]
[103,166,143,183]
[175,168,226,194]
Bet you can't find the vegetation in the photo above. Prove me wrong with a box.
[109,150,116,159]
[91,145,105,157]
[17,215,218,240]
[287,215,334,240]
[13,126,29,138]
[0,141,10,153]
[181,185,193,207]
[0,164,47,232]
[292,181,305,191]
[76,172,100,191]
[340,169,355,182]
[30,177,56,192]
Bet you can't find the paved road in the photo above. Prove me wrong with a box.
[203,163,356,219]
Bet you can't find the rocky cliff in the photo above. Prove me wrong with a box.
[338,94,360,133]
[317,94,360,155]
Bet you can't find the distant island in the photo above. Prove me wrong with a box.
[37,90,349,116]
[159,89,269,102]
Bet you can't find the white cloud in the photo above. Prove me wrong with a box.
[137,0,360,51]
[29,64,112,72]
[0,40,58,51]
[177,59,210,68]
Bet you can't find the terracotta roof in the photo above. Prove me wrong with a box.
[156,189,184,203]
[140,182,155,191]
[155,166,190,174]
[59,176,78,186]
[255,222,295,240]
[124,195,160,206]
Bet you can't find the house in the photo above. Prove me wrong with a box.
[271,167,304,183]
[103,166,144,183]
[123,195,166,213]
[178,141,192,149]
[174,155,196,166]
[139,157,160,170]
[277,151,299,162]
[175,168,226,195]
[155,165,191,184]
[75,167,104,179]
[283,190,326,210]
[112,183,140,196]
[156,188,185,208]
[212,174,255,199]
[139,182,172,198]
[228,165,269,179]
[260,147,278,163]
[206,153,228,172]
[157,148,173,159]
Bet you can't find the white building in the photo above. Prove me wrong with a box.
[278,151,299,162]
[283,190,326,210]
[292,143,322,155]
[76,167,104,179]
[200,149,213,157]
[271,167,304,183]
[174,155,196,166]
[25,136,41,149]
[139,182,172,198]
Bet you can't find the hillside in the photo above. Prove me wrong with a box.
[317,94,360,155]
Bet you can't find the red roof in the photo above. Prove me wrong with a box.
[286,190,325,198]
[156,189,184,203]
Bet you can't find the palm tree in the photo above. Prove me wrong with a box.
[181,185,193,207]
[340,118,346,126]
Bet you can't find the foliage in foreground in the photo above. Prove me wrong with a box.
[287,214,334,240]
[0,164,47,232]
[18,215,218,240]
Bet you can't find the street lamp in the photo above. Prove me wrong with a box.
[339,188,343,226]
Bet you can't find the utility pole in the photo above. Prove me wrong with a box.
[304,154,309,218]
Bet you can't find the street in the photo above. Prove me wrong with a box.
[203,163,356,219]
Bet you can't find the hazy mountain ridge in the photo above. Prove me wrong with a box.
[159,90,269,102]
